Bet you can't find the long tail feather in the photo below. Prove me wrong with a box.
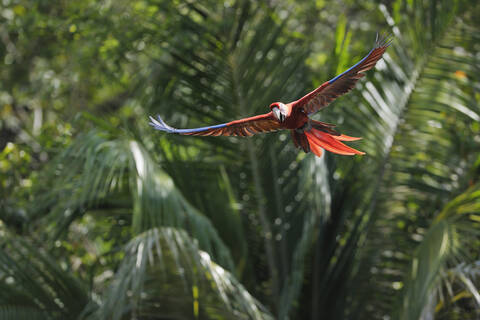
[309,140,324,157]
[332,134,362,141]
[306,132,356,155]
[305,128,365,156]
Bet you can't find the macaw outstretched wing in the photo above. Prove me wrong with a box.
[149,112,282,137]
[291,34,392,115]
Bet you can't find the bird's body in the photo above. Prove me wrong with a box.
[150,34,391,157]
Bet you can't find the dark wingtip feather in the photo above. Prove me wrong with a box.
[149,115,176,133]
[375,32,394,48]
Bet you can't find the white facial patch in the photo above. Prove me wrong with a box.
[272,107,281,120]
[272,103,288,122]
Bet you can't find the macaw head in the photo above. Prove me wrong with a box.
[270,102,290,122]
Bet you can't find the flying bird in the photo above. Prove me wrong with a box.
[150,34,391,157]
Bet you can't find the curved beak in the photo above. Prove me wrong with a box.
[272,107,285,122]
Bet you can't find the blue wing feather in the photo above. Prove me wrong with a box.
[149,115,227,134]
[328,48,375,83]
[329,33,392,84]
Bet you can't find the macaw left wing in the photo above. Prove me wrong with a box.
[290,34,392,115]
[149,112,282,137]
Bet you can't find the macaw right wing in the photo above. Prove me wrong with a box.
[149,112,282,137]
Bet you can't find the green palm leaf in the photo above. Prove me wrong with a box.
[95,227,273,320]
[398,183,480,319]
[35,130,233,270]
[1,0,479,319]
[341,2,480,318]
[0,237,88,318]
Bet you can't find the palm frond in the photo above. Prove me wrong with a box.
[0,236,88,318]
[399,183,480,319]
[35,130,234,270]
[95,227,273,320]
[143,2,311,313]
[0,306,49,320]
[343,4,480,318]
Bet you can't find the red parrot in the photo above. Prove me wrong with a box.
[150,34,391,157]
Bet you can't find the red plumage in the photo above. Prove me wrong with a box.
[150,34,392,158]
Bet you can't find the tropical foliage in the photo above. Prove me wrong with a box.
[1,0,479,319]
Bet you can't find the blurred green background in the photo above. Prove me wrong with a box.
[1,0,480,319]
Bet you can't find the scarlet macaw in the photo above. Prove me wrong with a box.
[150,34,391,157]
